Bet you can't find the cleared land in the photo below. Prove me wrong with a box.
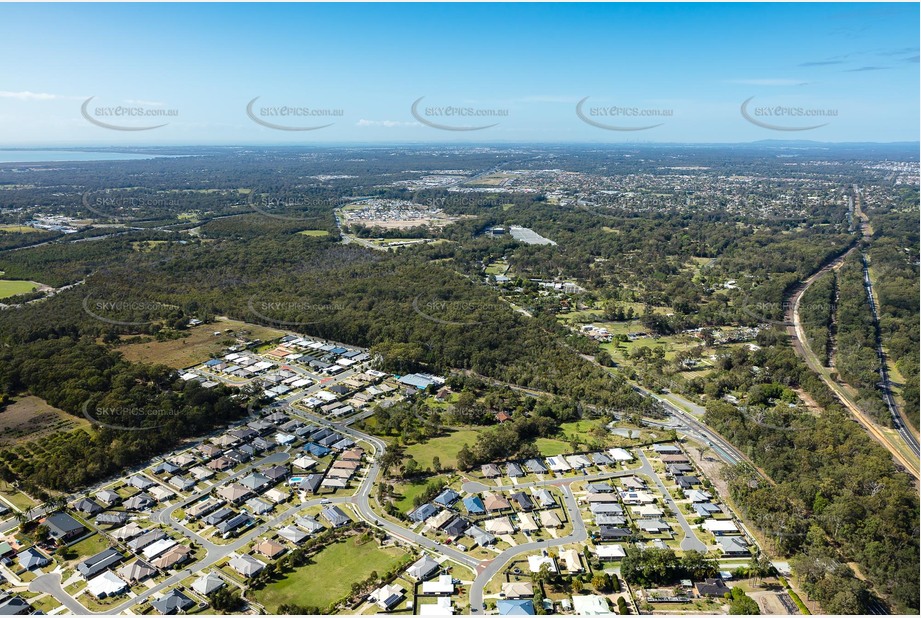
[116,318,285,368]
[297,230,330,237]
[0,280,42,298]
[252,538,409,612]
[0,396,90,446]
[402,427,482,470]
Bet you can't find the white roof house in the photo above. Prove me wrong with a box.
[518,512,539,533]
[527,555,557,573]
[546,456,571,472]
[608,448,634,462]
[421,574,454,595]
[595,544,626,560]
[703,520,740,535]
[87,571,128,598]
[572,594,614,615]
[560,548,582,572]
[565,454,592,469]
[419,596,454,615]
[142,538,178,560]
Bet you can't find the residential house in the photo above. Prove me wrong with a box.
[371,584,404,611]
[524,459,548,475]
[483,493,511,512]
[96,512,128,527]
[95,490,121,506]
[510,492,534,511]
[192,572,225,596]
[127,529,166,552]
[277,525,309,545]
[409,503,438,523]
[17,548,49,570]
[694,578,730,597]
[462,496,486,515]
[44,512,86,543]
[501,581,534,599]
[203,507,235,527]
[484,517,515,535]
[433,488,461,508]
[229,554,266,578]
[539,510,563,528]
[497,599,536,615]
[77,548,124,579]
[151,589,195,614]
[559,548,583,572]
[444,517,469,537]
[153,544,191,569]
[73,498,103,516]
[532,489,555,508]
[118,559,155,584]
[86,571,128,599]
[407,555,441,581]
[254,538,286,560]
[481,464,501,478]
[466,525,495,547]
[321,505,350,528]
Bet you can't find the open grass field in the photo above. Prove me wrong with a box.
[297,229,330,237]
[403,427,482,470]
[0,279,42,299]
[117,318,285,369]
[252,539,410,612]
[0,225,40,233]
[0,483,38,512]
[64,533,113,562]
[0,395,90,447]
[391,473,451,512]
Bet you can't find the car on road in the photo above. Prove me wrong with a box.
[320,498,331,504]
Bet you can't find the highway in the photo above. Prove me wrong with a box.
[860,253,920,455]
[784,185,919,479]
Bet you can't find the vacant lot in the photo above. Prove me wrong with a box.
[0,396,89,446]
[117,318,285,368]
[252,538,409,612]
[403,427,481,470]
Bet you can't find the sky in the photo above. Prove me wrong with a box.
[0,2,918,145]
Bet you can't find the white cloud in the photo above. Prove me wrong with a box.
[356,119,420,128]
[727,79,811,87]
[514,95,580,104]
[124,99,165,107]
[0,90,78,101]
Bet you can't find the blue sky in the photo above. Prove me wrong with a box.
[1,3,918,144]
